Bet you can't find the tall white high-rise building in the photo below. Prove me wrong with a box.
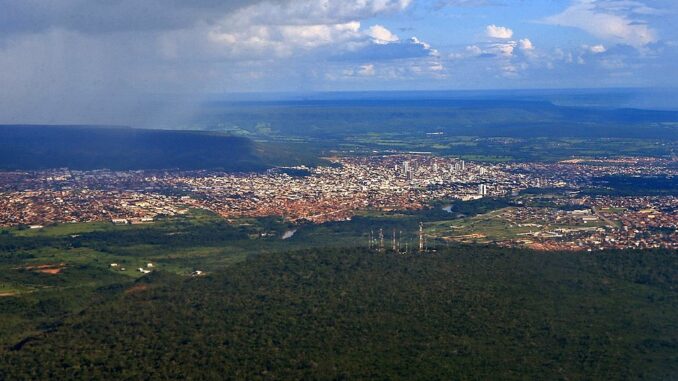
[479,184,488,197]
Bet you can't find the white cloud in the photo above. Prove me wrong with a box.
[519,38,534,50]
[486,24,513,39]
[446,31,541,80]
[358,63,376,76]
[429,63,445,72]
[454,41,524,59]
[368,25,399,44]
[203,0,443,86]
[466,45,483,56]
[335,35,440,62]
[589,44,607,53]
[543,0,657,49]
[410,37,434,52]
[490,42,516,57]
[205,1,421,59]
[208,21,364,58]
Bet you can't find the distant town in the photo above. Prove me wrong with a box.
[0,155,675,251]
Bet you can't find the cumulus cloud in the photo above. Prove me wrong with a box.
[461,39,533,59]
[0,0,437,124]
[488,42,515,57]
[544,42,644,75]
[446,24,540,79]
[163,1,431,64]
[358,64,376,76]
[543,0,658,49]
[445,1,674,88]
[207,14,437,63]
[486,24,513,39]
[334,35,439,61]
[368,25,400,44]
[466,45,483,56]
[519,38,534,51]
[588,44,607,53]
[208,21,364,58]
[205,0,414,58]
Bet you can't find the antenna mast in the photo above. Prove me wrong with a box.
[379,228,384,253]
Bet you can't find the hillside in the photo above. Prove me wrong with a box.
[0,125,315,171]
[2,247,676,380]
[191,99,678,161]
[196,99,678,140]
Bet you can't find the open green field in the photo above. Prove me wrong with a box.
[11,221,124,238]
[427,206,611,244]
[428,209,534,244]
[342,134,676,162]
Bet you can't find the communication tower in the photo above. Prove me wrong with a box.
[379,228,384,252]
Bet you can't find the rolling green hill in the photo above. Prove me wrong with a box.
[191,99,678,161]
[196,99,678,140]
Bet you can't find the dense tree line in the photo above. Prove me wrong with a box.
[1,247,676,380]
[586,175,678,196]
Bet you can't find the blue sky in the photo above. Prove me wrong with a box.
[0,0,676,123]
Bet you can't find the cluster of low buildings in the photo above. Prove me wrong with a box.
[0,155,674,251]
[0,188,186,227]
[451,201,676,251]
[177,155,513,222]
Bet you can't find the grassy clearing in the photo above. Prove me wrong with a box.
[426,207,611,243]
[12,221,132,238]
[0,283,31,295]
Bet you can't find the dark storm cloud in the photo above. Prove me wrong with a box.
[0,0,283,126]
[0,0,267,35]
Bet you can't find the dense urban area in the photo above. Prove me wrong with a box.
[0,155,675,251]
